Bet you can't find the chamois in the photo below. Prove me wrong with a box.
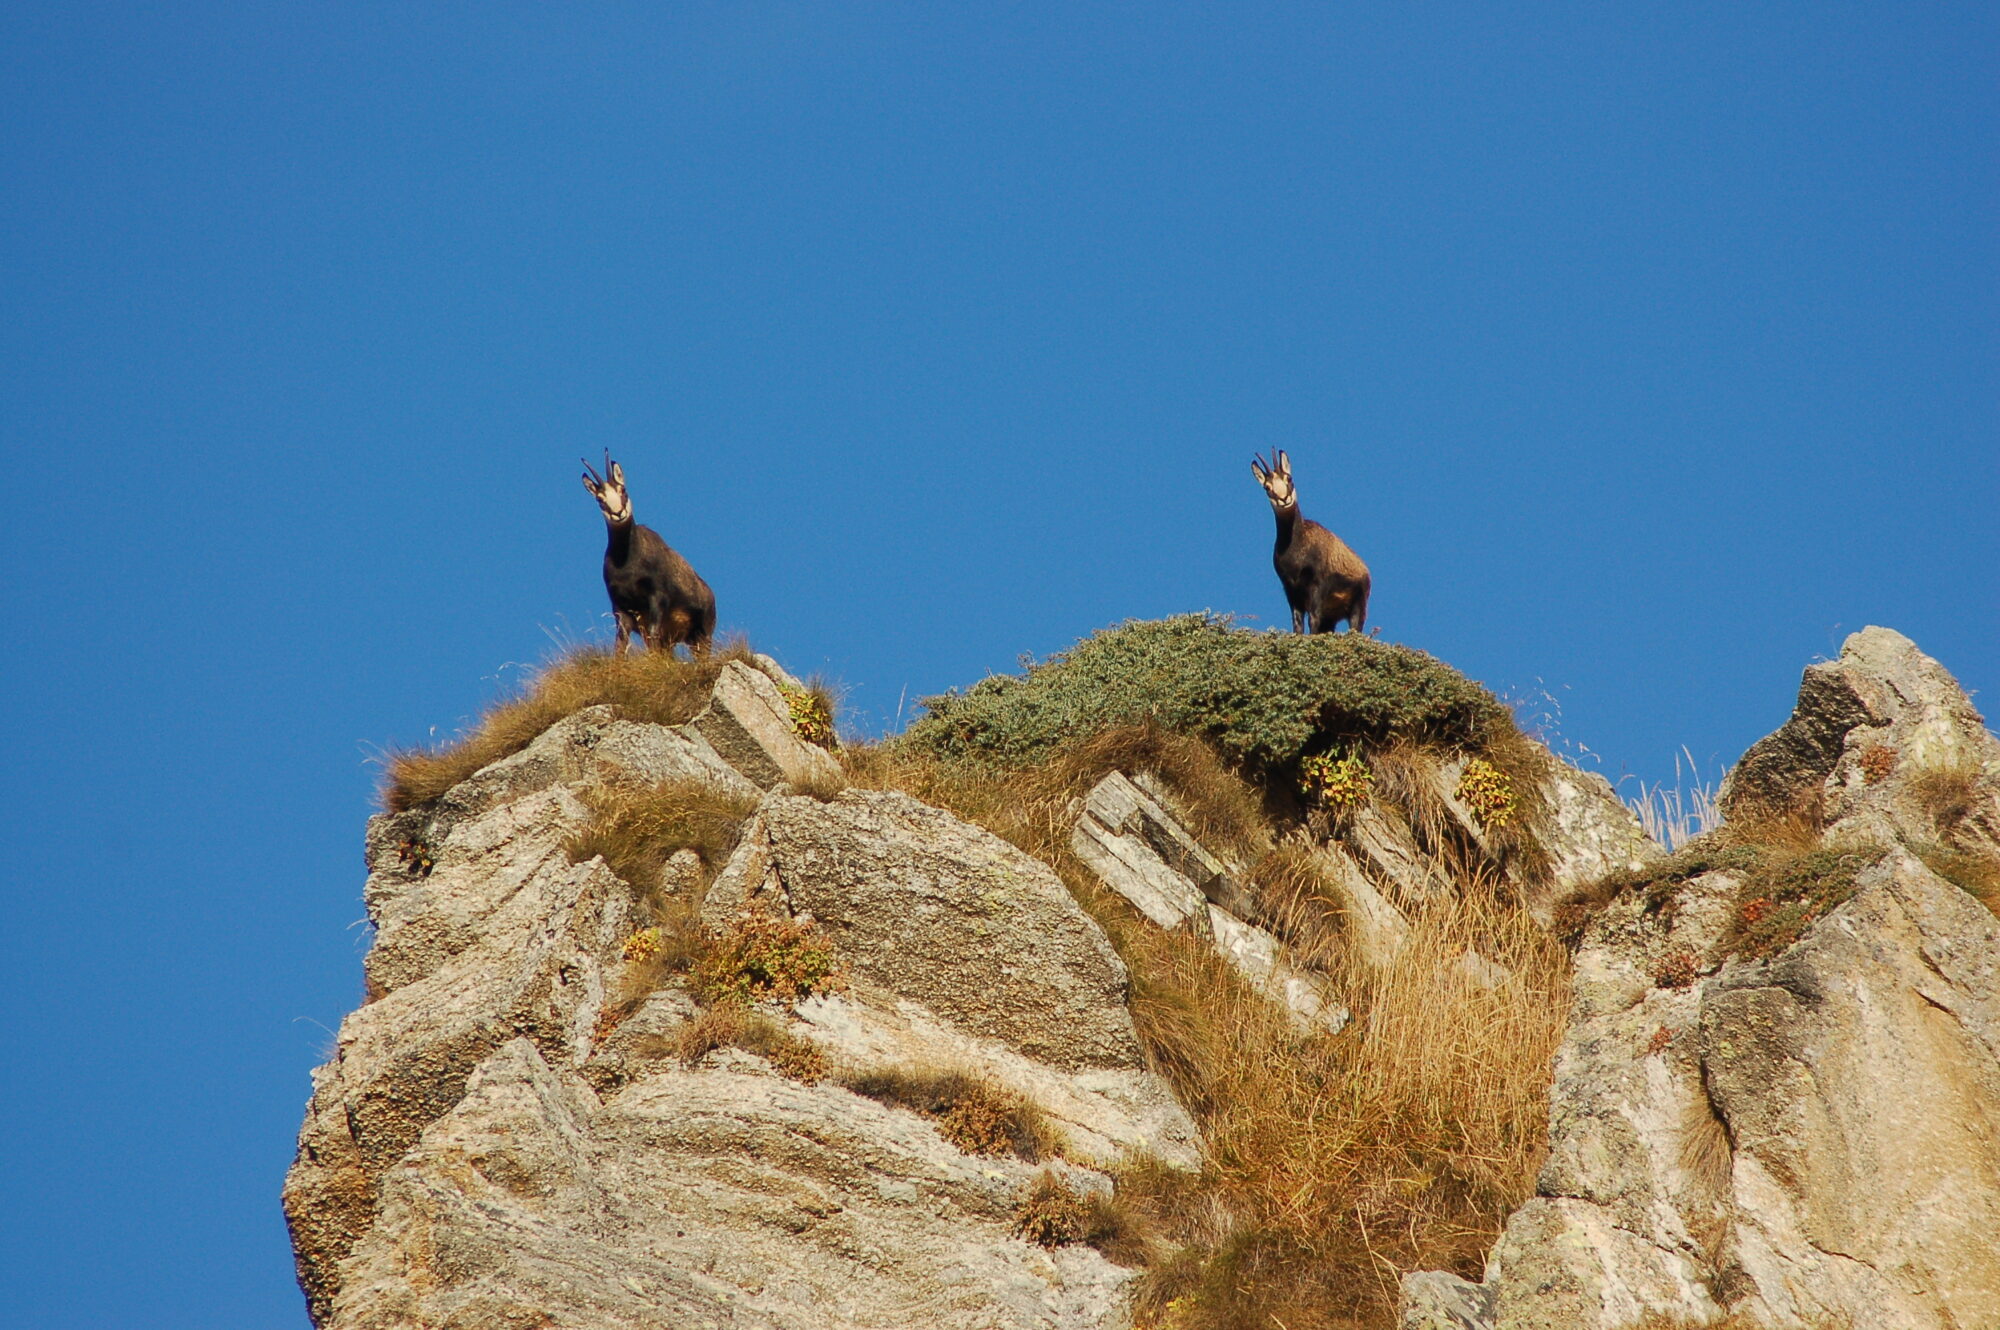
[580,453,716,655]
[1250,449,1370,634]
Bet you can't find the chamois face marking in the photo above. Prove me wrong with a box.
[580,453,633,524]
[1250,449,1296,510]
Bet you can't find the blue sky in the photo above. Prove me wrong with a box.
[1,4,1993,1325]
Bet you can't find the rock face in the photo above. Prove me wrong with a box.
[286,684,1191,1330]
[1403,627,2000,1330]
[1071,771,1345,1031]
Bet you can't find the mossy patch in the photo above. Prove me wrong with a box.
[1722,846,1885,960]
[1559,829,1885,966]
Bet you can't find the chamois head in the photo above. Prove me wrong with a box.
[1250,449,1297,510]
[580,452,633,525]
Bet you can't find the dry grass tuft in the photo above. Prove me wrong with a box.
[566,778,758,911]
[669,1002,830,1082]
[1238,841,1349,960]
[787,763,851,802]
[842,1066,1063,1162]
[1012,1171,1146,1263]
[1118,885,1568,1328]
[1909,762,1980,836]
[1623,748,1724,852]
[1676,1093,1733,1205]
[1914,843,2000,916]
[1625,1314,1853,1330]
[381,639,759,812]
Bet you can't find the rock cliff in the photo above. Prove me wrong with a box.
[289,626,1998,1330]
[1403,628,2000,1330]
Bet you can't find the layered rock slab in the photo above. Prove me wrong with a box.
[335,1038,1135,1330]
[710,788,1144,1071]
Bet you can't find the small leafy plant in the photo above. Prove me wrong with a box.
[621,927,665,962]
[1014,1171,1094,1246]
[690,909,847,1006]
[1858,743,1897,784]
[780,682,838,749]
[1456,757,1517,829]
[1297,750,1373,810]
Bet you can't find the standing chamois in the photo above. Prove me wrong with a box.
[1250,449,1370,634]
[580,453,716,655]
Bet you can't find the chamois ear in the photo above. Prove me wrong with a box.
[581,457,603,495]
[1250,454,1269,482]
[1275,449,1291,480]
[608,458,626,487]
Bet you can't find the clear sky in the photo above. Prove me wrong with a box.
[1,4,1993,1325]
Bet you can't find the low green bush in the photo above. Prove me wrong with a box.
[899,614,1513,776]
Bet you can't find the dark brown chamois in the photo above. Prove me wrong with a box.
[580,453,716,655]
[1250,449,1370,634]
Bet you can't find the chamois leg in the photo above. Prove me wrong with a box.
[613,610,638,655]
[1349,586,1367,635]
[654,607,695,656]
[1292,608,1307,634]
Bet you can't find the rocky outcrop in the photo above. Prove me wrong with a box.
[691,660,845,791]
[1402,627,2000,1330]
[285,679,1194,1330]
[1723,625,2000,851]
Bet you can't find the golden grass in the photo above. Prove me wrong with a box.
[382,639,759,811]
[668,1002,830,1083]
[1013,1170,1147,1264]
[1624,1315,1852,1330]
[843,728,1571,1330]
[1909,761,1981,837]
[1915,843,2000,916]
[566,778,758,910]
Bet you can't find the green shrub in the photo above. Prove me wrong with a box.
[899,614,1513,776]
